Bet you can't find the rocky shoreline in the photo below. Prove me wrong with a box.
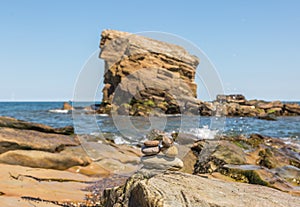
[0,116,299,206]
[87,30,300,118]
[1,30,299,206]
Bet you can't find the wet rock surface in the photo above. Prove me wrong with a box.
[192,133,300,195]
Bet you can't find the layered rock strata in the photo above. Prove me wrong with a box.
[97,30,200,116]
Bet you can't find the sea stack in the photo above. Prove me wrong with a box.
[97,30,200,116]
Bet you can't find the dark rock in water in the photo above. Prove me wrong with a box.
[0,116,74,135]
[284,103,300,115]
[257,113,277,121]
[62,102,74,110]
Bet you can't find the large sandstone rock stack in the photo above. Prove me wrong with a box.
[98,30,200,116]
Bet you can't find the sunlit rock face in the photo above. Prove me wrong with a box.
[98,30,200,116]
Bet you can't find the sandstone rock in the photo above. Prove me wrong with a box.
[141,146,160,156]
[103,171,300,207]
[284,103,300,114]
[0,163,98,204]
[256,101,275,110]
[67,162,111,177]
[161,136,173,148]
[78,136,142,175]
[146,129,165,140]
[190,133,300,194]
[171,132,198,145]
[62,102,74,110]
[216,94,246,104]
[162,145,178,158]
[0,147,91,170]
[223,164,300,194]
[141,155,183,170]
[193,140,246,174]
[0,127,78,154]
[0,116,74,135]
[143,140,160,147]
[98,30,199,115]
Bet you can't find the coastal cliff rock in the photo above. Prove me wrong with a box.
[98,30,200,115]
[96,30,300,117]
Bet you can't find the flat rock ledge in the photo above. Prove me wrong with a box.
[102,171,300,207]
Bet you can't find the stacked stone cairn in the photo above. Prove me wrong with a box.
[141,130,183,171]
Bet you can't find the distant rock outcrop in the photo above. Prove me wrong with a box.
[97,30,200,116]
[203,94,300,117]
[96,30,300,117]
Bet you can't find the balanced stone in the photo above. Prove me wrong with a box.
[141,146,160,156]
[141,155,183,170]
[162,136,173,148]
[162,145,178,158]
[144,140,160,147]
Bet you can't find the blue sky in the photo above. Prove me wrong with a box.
[0,0,299,101]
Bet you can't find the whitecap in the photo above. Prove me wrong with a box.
[48,109,69,114]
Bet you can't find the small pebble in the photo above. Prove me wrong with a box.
[141,146,160,156]
[162,136,173,148]
[162,145,178,157]
[144,140,160,147]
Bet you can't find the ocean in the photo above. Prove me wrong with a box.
[0,102,299,144]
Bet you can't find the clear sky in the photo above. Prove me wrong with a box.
[0,0,299,101]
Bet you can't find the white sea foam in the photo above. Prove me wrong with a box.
[184,125,219,139]
[97,114,109,117]
[113,135,130,145]
[48,109,69,114]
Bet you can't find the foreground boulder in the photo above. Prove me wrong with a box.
[0,125,90,170]
[102,171,300,207]
[0,127,78,154]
